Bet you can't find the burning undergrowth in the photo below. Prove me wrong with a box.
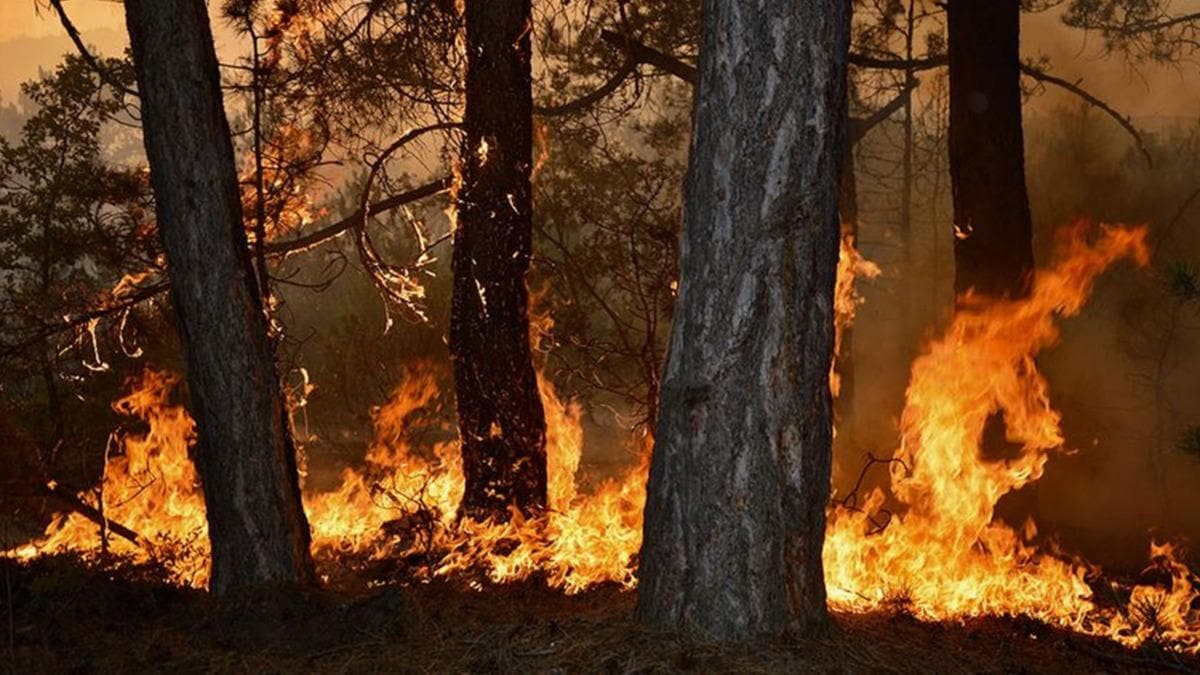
[5,222,1200,656]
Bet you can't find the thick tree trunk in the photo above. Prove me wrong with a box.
[450,0,547,521]
[124,0,316,595]
[948,0,1035,299]
[636,0,850,639]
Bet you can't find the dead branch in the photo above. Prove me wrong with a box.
[353,123,461,316]
[37,483,144,548]
[1020,63,1153,167]
[265,176,453,256]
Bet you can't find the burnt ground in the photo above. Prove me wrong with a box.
[1,556,1198,674]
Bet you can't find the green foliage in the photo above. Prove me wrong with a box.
[0,53,163,493]
[1062,0,1199,62]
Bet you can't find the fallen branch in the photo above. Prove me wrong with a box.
[38,483,144,549]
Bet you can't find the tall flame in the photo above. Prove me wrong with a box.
[11,369,209,588]
[825,223,1199,652]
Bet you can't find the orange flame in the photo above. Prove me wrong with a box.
[8,222,1199,654]
[831,234,881,397]
[826,223,1199,652]
[10,369,209,587]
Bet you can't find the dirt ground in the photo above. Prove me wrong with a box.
[2,555,1198,674]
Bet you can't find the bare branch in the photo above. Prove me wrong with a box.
[534,58,639,117]
[266,177,453,255]
[1020,63,1153,167]
[848,52,947,72]
[599,29,698,84]
[850,79,919,144]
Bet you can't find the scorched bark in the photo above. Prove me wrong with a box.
[124,0,316,594]
[948,0,1036,300]
[636,0,850,639]
[450,0,548,521]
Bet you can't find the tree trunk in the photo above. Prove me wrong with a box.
[948,0,1039,525]
[450,0,547,521]
[636,0,850,639]
[123,0,316,595]
[948,0,1035,299]
[837,116,860,443]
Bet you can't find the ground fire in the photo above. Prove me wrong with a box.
[8,222,1199,658]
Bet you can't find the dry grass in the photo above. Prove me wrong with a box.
[2,555,1197,673]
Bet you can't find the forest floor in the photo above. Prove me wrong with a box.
[2,555,1198,674]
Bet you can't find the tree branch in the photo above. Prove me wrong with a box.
[1106,11,1200,36]
[599,29,698,84]
[534,57,639,117]
[46,0,139,99]
[0,282,168,360]
[841,50,1153,167]
[265,176,453,255]
[849,79,919,144]
[597,30,920,148]
[1020,63,1153,167]
[848,52,947,72]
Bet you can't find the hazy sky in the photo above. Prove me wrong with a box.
[1,0,1200,120]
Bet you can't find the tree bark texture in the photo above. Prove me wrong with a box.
[636,0,850,639]
[948,0,1035,300]
[450,0,548,521]
[124,0,316,595]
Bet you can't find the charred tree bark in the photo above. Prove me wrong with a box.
[948,0,1040,525]
[837,117,860,443]
[948,0,1035,299]
[636,1,850,639]
[450,0,547,522]
[124,0,316,595]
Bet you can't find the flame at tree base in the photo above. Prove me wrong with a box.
[5,223,1199,653]
[826,223,1199,652]
[303,369,648,593]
